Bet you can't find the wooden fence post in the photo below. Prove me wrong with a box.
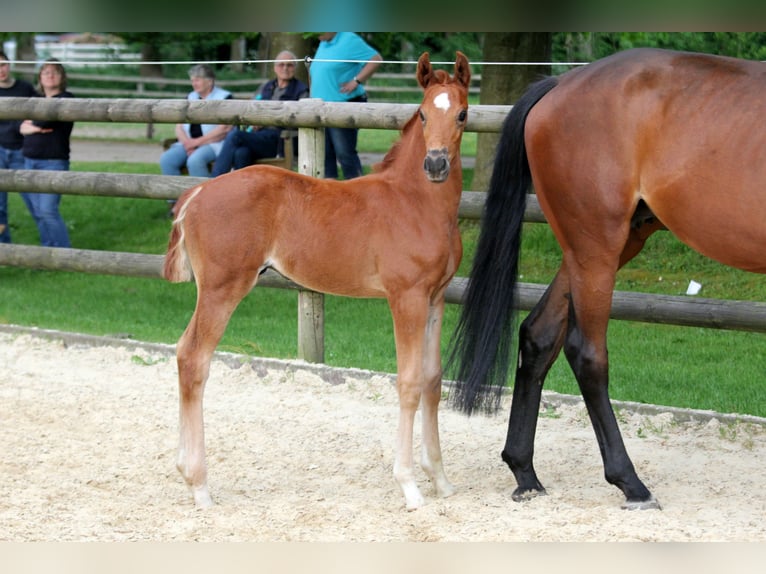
[297,118,325,363]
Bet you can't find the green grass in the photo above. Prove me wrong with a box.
[2,155,765,418]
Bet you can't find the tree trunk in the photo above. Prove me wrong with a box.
[230,35,247,73]
[474,33,551,192]
[139,39,164,79]
[15,33,36,82]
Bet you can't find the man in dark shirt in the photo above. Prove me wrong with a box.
[0,51,37,243]
[211,50,308,177]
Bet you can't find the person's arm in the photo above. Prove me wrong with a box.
[341,54,383,94]
[195,124,232,145]
[19,119,51,135]
[353,53,383,86]
[175,123,189,142]
[181,124,233,154]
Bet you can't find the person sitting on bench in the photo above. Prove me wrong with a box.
[211,50,308,177]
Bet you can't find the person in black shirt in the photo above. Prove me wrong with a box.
[19,58,73,247]
[0,50,36,243]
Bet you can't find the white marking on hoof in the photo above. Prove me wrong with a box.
[402,483,425,511]
[193,486,214,509]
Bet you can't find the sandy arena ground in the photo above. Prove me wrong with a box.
[2,328,766,542]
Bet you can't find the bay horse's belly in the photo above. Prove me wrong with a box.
[643,180,766,274]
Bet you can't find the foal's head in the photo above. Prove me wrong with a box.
[416,51,471,182]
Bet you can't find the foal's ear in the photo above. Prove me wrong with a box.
[454,51,471,89]
[417,52,435,89]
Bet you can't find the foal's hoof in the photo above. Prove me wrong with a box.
[401,484,426,511]
[621,495,662,511]
[512,487,547,502]
[434,479,456,499]
[192,487,215,509]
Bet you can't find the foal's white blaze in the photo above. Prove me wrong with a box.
[433,92,451,111]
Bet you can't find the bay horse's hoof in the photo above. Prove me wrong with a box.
[512,486,547,502]
[621,495,662,510]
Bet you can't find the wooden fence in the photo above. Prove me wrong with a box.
[1,97,765,364]
[14,67,481,101]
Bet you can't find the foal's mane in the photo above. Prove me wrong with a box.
[373,69,453,173]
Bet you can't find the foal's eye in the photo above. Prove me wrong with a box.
[457,109,467,123]
[419,110,426,123]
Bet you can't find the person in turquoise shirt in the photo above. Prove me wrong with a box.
[309,32,382,179]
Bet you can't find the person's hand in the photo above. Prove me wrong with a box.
[339,79,359,94]
[181,137,200,155]
[19,120,52,135]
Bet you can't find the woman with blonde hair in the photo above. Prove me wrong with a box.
[20,58,73,247]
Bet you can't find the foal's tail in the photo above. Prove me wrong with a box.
[448,76,558,416]
[162,185,203,283]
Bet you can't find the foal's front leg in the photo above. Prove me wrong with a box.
[389,292,431,510]
[419,297,455,499]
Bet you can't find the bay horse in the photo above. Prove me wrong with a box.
[163,51,471,510]
[449,48,766,509]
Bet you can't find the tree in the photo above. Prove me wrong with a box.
[473,33,551,192]
[119,33,260,79]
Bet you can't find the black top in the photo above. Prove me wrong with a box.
[22,90,74,160]
[0,78,37,150]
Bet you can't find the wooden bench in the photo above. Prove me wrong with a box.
[162,129,297,175]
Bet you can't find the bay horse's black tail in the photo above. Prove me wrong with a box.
[448,76,558,416]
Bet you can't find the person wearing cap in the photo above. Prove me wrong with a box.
[160,64,233,178]
[211,50,308,177]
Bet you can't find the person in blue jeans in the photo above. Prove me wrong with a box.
[0,50,37,243]
[211,50,308,177]
[309,33,382,179]
[19,58,73,248]
[160,64,233,178]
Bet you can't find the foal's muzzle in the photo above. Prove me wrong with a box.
[423,148,450,182]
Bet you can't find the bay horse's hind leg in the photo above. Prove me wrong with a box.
[175,276,256,507]
[563,259,660,510]
[502,269,570,501]
[419,297,455,499]
[505,219,665,505]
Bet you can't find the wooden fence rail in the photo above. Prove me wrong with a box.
[3,243,765,334]
[0,97,765,365]
[0,170,527,219]
[0,96,510,132]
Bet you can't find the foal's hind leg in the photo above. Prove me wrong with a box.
[503,269,569,501]
[175,277,256,507]
[419,297,455,499]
